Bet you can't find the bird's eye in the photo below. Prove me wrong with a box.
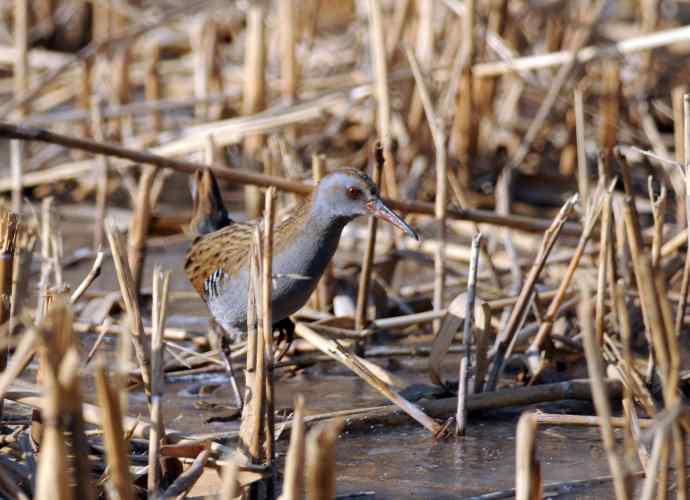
[346,186,362,200]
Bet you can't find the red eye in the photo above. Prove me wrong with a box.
[346,186,362,199]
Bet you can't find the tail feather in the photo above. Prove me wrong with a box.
[186,168,232,237]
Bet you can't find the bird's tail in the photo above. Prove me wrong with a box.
[185,168,233,237]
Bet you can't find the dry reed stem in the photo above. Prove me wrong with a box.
[262,187,276,496]
[0,209,18,419]
[641,424,672,500]
[282,395,306,500]
[457,234,481,436]
[250,243,265,463]
[355,144,385,331]
[508,0,607,173]
[95,363,134,500]
[0,1,204,117]
[678,94,690,338]
[404,45,447,332]
[486,194,577,390]
[11,0,28,214]
[450,0,477,181]
[515,412,541,500]
[0,327,35,402]
[0,122,587,237]
[162,444,211,498]
[148,266,170,496]
[579,282,630,499]
[279,0,298,105]
[620,199,674,386]
[595,192,612,344]
[614,281,652,470]
[105,220,152,399]
[90,96,109,249]
[59,348,96,500]
[366,0,397,198]
[312,154,332,310]
[221,461,240,500]
[306,418,344,500]
[35,300,76,500]
[534,412,652,428]
[128,165,159,295]
[406,0,432,134]
[295,322,441,434]
[242,6,267,219]
[574,87,590,204]
[526,186,607,375]
[70,250,104,304]
[474,24,690,77]
[648,177,667,269]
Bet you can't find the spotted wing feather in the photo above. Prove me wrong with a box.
[184,222,254,300]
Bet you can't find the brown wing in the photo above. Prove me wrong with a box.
[184,222,254,298]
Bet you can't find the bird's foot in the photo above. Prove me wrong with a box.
[273,317,295,362]
[217,325,244,410]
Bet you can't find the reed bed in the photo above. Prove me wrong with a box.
[0,1,689,499]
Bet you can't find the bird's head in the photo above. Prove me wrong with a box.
[313,168,420,240]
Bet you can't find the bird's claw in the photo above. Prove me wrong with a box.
[273,317,295,361]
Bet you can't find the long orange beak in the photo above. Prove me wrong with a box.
[367,198,420,241]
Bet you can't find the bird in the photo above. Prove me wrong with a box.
[186,168,232,238]
[184,167,419,404]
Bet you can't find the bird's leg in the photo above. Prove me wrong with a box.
[273,316,295,361]
[211,319,244,409]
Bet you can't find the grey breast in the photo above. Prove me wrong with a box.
[208,223,344,336]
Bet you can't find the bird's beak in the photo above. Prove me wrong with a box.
[367,198,420,241]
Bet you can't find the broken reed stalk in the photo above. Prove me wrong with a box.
[282,395,306,500]
[404,45,447,332]
[162,444,211,498]
[295,322,441,434]
[70,251,104,304]
[457,233,481,436]
[306,419,344,500]
[128,165,159,296]
[486,194,578,390]
[579,282,630,499]
[355,144,385,331]
[35,299,82,500]
[261,187,276,493]
[95,364,134,500]
[515,412,541,500]
[105,220,152,399]
[148,266,171,496]
[525,187,606,376]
